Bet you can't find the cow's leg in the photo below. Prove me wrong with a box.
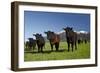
[33,44,36,51]
[41,45,44,53]
[33,45,36,52]
[55,43,59,51]
[31,46,34,51]
[38,45,40,52]
[41,46,43,52]
[29,46,31,50]
[71,43,74,52]
[75,41,77,50]
[50,43,53,51]
[57,43,59,51]
[68,43,70,52]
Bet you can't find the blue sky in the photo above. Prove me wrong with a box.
[24,11,90,41]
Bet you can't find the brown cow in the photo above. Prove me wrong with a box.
[45,31,60,51]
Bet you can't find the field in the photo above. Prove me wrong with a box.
[24,42,90,61]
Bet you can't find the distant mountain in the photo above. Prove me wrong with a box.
[74,30,88,34]
[57,30,66,41]
[44,30,90,42]
[44,36,49,42]
[58,30,90,42]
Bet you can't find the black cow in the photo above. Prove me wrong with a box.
[63,27,77,52]
[45,31,60,51]
[84,39,87,44]
[25,38,36,51]
[78,39,83,44]
[33,33,45,52]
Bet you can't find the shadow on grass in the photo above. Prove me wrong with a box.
[24,49,66,54]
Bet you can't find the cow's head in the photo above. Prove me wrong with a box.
[28,38,34,42]
[44,31,55,40]
[33,33,42,40]
[63,27,73,32]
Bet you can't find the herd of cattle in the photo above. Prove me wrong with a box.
[25,27,88,52]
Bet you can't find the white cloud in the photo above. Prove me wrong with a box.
[57,30,88,34]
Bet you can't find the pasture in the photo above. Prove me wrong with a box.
[24,42,90,61]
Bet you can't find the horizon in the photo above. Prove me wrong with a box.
[24,11,90,42]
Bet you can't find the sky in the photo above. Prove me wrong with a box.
[24,11,90,41]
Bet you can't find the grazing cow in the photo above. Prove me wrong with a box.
[33,33,45,52]
[63,27,77,52]
[45,31,60,51]
[25,38,36,51]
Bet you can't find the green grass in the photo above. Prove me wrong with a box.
[24,42,90,61]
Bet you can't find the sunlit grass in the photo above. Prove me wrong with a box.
[24,42,90,61]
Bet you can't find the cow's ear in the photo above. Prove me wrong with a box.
[51,31,54,34]
[39,34,42,36]
[63,28,66,30]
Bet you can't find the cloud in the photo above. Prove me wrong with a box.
[57,30,65,34]
[75,30,88,34]
[57,30,88,34]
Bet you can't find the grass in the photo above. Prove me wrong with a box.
[24,42,90,61]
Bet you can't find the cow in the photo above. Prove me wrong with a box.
[45,31,60,51]
[33,33,45,52]
[84,39,87,44]
[25,38,36,51]
[63,27,77,52]
[78,39,83,44]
